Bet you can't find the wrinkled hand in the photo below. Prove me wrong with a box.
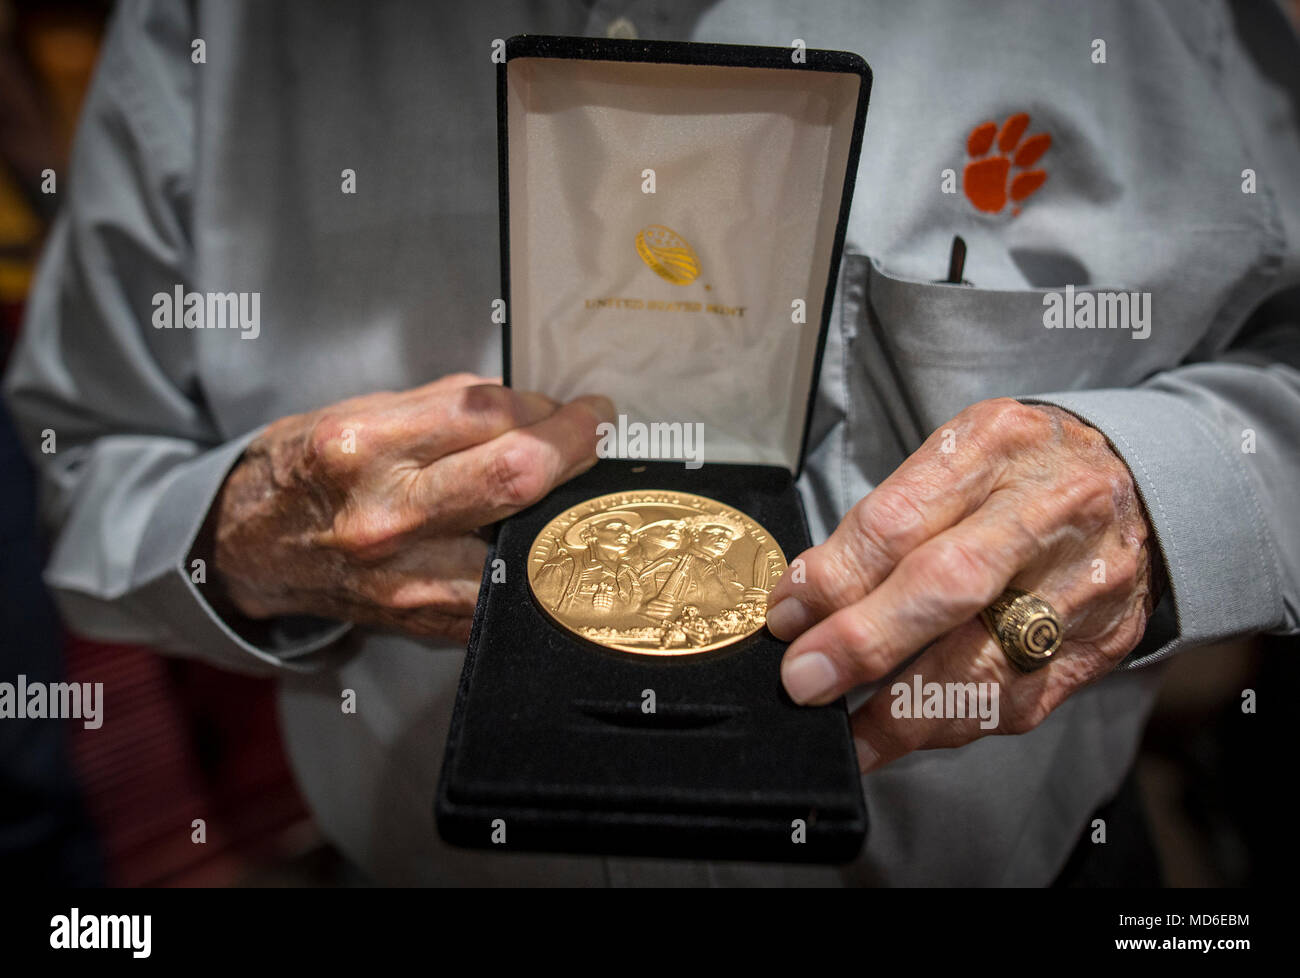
[765,398,1161,772]
[212,373,613,642]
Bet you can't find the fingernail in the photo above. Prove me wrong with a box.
[766,597,813,640]
[854,737,880,773]
[576,394,617,424]
[781,651,838,705]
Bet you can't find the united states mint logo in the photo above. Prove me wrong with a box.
[635,224,701,285]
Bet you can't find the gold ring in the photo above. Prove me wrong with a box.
[980,587,1063,673]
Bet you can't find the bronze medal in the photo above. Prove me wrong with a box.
[527,490,787,655]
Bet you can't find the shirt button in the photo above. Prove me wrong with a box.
[605,16,638,39]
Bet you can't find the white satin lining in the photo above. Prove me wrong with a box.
[507,56,860,471]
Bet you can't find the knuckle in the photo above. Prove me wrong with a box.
[832,613,891,679]
[1016,508,1049,563]
[457,383,515,426]
[330,509,409,559]
[917,536,997,609]
[978,398,1051,450]
[848,488,924,565]
[833,611,873,654]
[1105,548,1141,592]
[1064,470,1122,528]
[823,543,871,600]
[1107,612,1150,659]
[486,438,550,508]
[1104,466,1137,508]
[976,396,1029,427]
[994,495,1050,563]
[1075,420,1110,453]
[798,546,850,604]
[307,414,365,477]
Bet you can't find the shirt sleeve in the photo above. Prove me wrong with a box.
[1,0,350,676]
[1025,341,1300,667]
[1023,1,1300,666]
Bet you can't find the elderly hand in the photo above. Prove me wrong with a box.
[765,398,1161,772]
[211,373,613,642]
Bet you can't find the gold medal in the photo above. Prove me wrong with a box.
[526,490,787,655]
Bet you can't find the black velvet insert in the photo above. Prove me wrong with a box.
[435,459,867,863]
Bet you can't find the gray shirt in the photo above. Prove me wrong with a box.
[5,0,1299,885]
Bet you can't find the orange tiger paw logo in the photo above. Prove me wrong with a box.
[963,113,1051,215]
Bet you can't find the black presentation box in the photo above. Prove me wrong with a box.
[436,34,873,863]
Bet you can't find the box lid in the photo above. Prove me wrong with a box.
[501,35,871,475]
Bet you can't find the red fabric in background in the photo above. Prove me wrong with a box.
[63,637,310,886]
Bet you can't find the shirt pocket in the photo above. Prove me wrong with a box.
[842,254,1181,450]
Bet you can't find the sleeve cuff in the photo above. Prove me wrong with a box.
[129,429,353,675]
[1021,388,1285,667]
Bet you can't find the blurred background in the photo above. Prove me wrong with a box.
[0,0,1295,887]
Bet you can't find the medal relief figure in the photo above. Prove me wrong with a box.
[533,512,643,615]
[626,519,685,572]
[637,514,767,622]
